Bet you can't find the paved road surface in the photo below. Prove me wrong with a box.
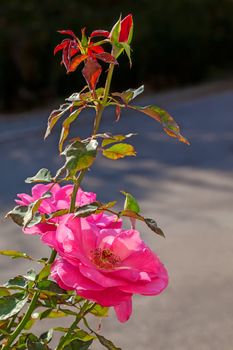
[0,82,233,350]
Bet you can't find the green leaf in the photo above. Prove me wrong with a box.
[27,340,48,350]
[0,323,10,335]
[39,309,68,320]
[89,304,109,317]
[23,192,52,228]
[0,250,32,260]
[16,333,43,349]
[39,329,53,344]
[74,202,100,218]
[25,168,53,184]
[120,42,132,67]
[58,139,98,178]
[102,143,136,160]
[6,205,40,227]
[15,333,28,348]
[62,329,94,348]
[6,191,51,229]
[4,276,28,289]
[0,293,28,321]
[144,218,165,238]
[112,85,144,104]
[66,92,81,102]
[67,88,104,103]
[16,333,49,350]
[45,209,69,221]
[121,191,140,213]
[58,308,78,316]
[109,15,122,44]
[25,269,37,281]
[44,103,72,139]
[0,287,11,297]
[63,339,93,350]
[7,192,51,229]
[95,333,121,350]
[59,108,83,153]
[37,280,66,296]
[37,265,51,282]
[130,105,190,145]
[101,133,136,147]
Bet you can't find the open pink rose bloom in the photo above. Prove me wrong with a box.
[16,184,168,322]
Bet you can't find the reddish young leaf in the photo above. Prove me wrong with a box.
[82,58,102,91]
[57,29,76,38]
[119,14,133,43]
[95,52,118,64]
[62,44,70,70]
[88,44,104,55]
[68,54,88,73]
[90,30,110,38]
[69,45,79,58]
[54,39,69,55]
[55,37,79,72]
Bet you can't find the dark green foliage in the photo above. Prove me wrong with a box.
[1,0,233,111]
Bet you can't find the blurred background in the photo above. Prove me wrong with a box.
[1,0,233,111]
[1,1,233,350]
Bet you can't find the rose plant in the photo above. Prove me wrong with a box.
[0,14,189,350]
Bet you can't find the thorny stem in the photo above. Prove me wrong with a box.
[2,249,57,350]
[93,63,115,135]
[48,248,57,264]
[69,169,87,213]
[2,292,40,350]
[56,63,115,349]
[56,301,97,350]
[3,62,116,350]
[69,63,116,212]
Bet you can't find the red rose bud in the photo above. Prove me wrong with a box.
[119,14,133,43]
[91,14,133,45]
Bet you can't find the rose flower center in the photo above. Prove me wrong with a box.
[91,248,121,269]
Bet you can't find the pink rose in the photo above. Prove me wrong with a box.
[50,215,168,322]
[16,183,121,236]
[16,183,96,215]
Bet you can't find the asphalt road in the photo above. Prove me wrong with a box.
[0,81,233,350]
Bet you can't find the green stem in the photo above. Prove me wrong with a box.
[103,63,115,106]
[69,169,87,213]
[93,63,115,135]
[56,315,81,350]
[69,63,115,213]
[2,249,57,349]
[48,248,57,264]
[6,315,17,333]
[2,291,39,350]
[56,301,96,350]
